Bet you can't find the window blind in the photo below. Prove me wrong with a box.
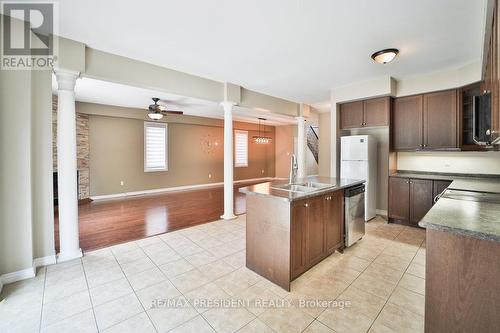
[144,122,168,172]
[234,130,248,167]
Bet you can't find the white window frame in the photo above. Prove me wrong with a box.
[234,130,248,168]
[144,122,168,172]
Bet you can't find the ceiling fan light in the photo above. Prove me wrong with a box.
[148,112,163,120]
[371,48,399,64]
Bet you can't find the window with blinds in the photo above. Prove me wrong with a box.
[234,130,248,167]
[144,122,168,172]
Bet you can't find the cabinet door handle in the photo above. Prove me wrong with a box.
[304,203,309,207]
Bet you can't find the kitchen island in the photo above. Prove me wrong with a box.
[419,178,500,333]
[239,176,364,291]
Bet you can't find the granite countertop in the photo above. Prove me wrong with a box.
[390,170,500,242]
[448,178,500,194]
[419,196,500,242]
[239,176,364,202]
[390,170,500,182]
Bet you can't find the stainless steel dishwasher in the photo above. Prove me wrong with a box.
[344,184,365,247]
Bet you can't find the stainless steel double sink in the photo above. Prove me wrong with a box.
[271,182,336,193]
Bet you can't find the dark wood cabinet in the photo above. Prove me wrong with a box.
[409,179,433,226]
[388,177,410,221]
[392,95,424,150]
[291,198,308,279]
[340,97,390,129]
[291,190,344,279]
[392,90,459,151]
[364,97,390,127]
[325,191,344,253]
[433,180,452,200]
[305,196,325,265]
[424,90,458,149]
[340,101,364,129]
[389,176,451,227]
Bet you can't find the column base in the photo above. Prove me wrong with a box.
[57,248,83,263]
[220,214,237,220]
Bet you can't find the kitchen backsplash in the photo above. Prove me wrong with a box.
[397,151,500,174]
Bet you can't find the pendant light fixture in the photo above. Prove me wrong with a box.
[371,48,399,64]
[253,118,272,144]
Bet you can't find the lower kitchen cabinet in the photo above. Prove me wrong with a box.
[325,191,344,253]
[389,176,451,227]
[291,198,308,279]
[291,190,344,279]
[388,177,410,221]
[433,180,453,199]
[409,179,433,226]
[305,196,325,266]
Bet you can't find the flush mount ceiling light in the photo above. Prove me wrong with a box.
[371,48,399,64]
[253,118,272,144]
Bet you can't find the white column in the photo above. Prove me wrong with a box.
[55,70,82,262]
[221,101,237,220]
[296,116,307,178]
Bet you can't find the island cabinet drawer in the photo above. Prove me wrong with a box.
[290,191,344,280]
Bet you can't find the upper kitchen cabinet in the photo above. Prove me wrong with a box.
[339,101,364,129]
[363,97,390,127]
[339,97,390,129]
[392,95,424,150]
[392,90,459,151]
[424,90,458,149]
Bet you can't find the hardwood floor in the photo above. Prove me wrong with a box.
[54,182,259,252]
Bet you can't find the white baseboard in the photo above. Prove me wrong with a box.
[91,177,277,201]
[0,255,58,290]
[33,255,57,268]
[0,266,35,286]
[376,209,388,217]
[57,249,83,263]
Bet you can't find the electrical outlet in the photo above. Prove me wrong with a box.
[444,163,451,168]
[120,180,124,186]
[208,173,212,179]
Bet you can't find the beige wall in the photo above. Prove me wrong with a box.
[31,70,56,261]
[85,104,276,196]
[318,112,331,177]
[275,124,318,178]
[0,15,56,282]
[275,125,295,178]
[0,66,34,276]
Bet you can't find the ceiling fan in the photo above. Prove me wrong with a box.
[147,97,184,120]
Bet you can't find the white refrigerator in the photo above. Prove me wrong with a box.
[340,135,377,221]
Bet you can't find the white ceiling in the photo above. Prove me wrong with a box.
[52,76,298,125]
[54,0,486,104]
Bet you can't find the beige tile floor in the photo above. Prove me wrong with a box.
[0,215,426,333]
